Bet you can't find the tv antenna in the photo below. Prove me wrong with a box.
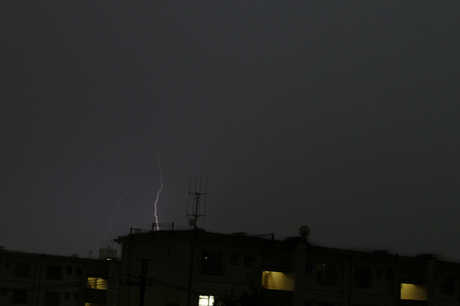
[187,175,208,229]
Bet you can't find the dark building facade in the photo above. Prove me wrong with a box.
[116,229,460,306]
[0,248,119,306]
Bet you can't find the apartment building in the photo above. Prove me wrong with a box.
[0,247,119,306]
[115,228,460,306]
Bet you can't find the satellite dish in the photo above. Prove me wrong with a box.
[299,225,310,238]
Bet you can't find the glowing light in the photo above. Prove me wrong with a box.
[199,295,215,306]
[153,148,163,231]
[87,277,108,290]
[261,270,295,291]
[400,283,427,300]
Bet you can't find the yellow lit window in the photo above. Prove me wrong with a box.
[400,283,427,300]
[87,277,108,290]
[262,271,295,291]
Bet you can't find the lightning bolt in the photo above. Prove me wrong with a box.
[153,148,163,231]
[98,189,132,249]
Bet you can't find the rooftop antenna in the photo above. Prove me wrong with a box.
[187,175,208,229]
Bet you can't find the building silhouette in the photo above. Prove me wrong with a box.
[3,228,458,306]
[115,228,460,306]
[0,247,119,306]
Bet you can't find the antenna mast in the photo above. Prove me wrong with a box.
[187,175,208,229]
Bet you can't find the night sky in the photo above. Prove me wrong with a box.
[2,1,460,261]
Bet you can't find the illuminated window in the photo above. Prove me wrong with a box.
[199,295,215,306]
[262,271,295,291]
[87,277,108,290]
[400,283,427,300]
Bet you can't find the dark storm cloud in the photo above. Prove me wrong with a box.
[2,1,460,260]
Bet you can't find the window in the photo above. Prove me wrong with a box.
[441,276,456,295]
[67,267,72,274]
[306,261,313,273]
[262,270,295,291]
[5,261,10,269]
[386,269,394,280]
[1,288,7,296]
[76,267,82,275]
[201,251,223,275]
[43,292,59,306]
[376,268,382,279]
[87,277,108,290]
[199,295,216,306]
[64,293,70,300]
[12,289,27,304]
[73,293,79,301]
[244,254,253,266]
[400,283,427,301]
[15,263,31,278]
[46,266,62,280]
[231,253,239,265]
[354,267,372,288]
[317,263,338,285]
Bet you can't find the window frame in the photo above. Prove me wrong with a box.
[230,253,239,265]
[15,263,31,278]
[317,263,339,285]
[440,275,456,295]
[46,265,63,280]
[12,289,27,304]
[43,292,60,306]
[200,251,223,275]
[354,267,372,288]
[244,254,253,267]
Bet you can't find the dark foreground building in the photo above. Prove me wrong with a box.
[0,247,119,306]
[116,228,460,306]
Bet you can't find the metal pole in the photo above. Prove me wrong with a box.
[139,259,150,306]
